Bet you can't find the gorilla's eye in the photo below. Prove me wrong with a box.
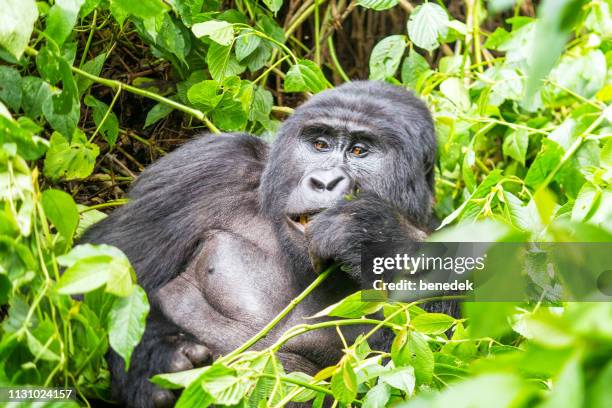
[313,139,330,151]
[350,144,368,157]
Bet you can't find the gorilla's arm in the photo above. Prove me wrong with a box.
[82,133,267,291]
[81,133,268,407]
[306,192,427,280]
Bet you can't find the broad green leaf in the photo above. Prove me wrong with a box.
[187,80,223,112]
[312,291,383,318]
[192,20,234,46]
[407,3,449,52]
[539,354,584,408]
[398,331,434,385]
[412,313,456,334]
[362,382,391,408]
[440,77,470,110]
[331,359,358,405]
[369,35,406,80]
[489,0,516,13]
[76,53,106,96]
[357,0,398,11]
[84,95,119,146]
[284,59,330,93]
[502,129,529,165]
[524,139,565,190]
[42,189,79,240]
[108,286,149,369]
[21,76,53,118]
[45,0,85,47]
[464,302,516,338]
[0,66,22,111]
[198,364,251,405]
[263,0,283,13]
[524,0,588,102]
[0,0,38,60]
[109,0,170,25]
[43,131,99,181]
[379,365,415,394]
[571,183,600,222]
[206,43,245,81]
[144,102,174,128]
[0,115,48,160]
[401,49,431,91]
[56,255,112,294]
[235,32,261,61]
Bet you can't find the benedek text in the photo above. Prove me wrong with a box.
[373,279,474,291]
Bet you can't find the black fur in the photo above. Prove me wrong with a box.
[82,81,445,407]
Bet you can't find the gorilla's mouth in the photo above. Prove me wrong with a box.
[286,210,323,233]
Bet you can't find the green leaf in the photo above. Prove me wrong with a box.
[76,53,106,97]
[312,291,383,318]
[56,256,112,294]
[407,3,450,52]
[45,0,85,47]
[489,0,516,13]
[144,102,174,128]
[368,35,406,80]
[401,49,430,91]
[539,354,583,408]
[571,183,600,222]
[235,32,261,61]
[524,0,588,102]
[362,382,391,408]
[379,365,415,394]
[524,139,565,190]
[0,0,38,60]
[0,66,22,111]
[331,359,358,405]
[44,131,99,181]
[502,129,529,165]
[206,43,245,81]
[198,364,251,405]
[263,0,283,13]
[357,0,398,11]
[440,77,470,110]
[401,331,434,385]
[412,313,455,334]
[84,95,119,146]
[109,0,170,25]
[187,80,223,112]
[108,286,150,369]
[284,59,330,93]
[192,20,234,46]
[42,189,78,240]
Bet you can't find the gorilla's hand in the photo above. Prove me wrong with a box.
[306,193,427,280]
[109,316,212,408]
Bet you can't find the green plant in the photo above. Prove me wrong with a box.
[0,0,611,407]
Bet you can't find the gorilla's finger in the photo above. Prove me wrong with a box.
[152,389,176,408]
[181,342,212,367]
[167,351,193,372]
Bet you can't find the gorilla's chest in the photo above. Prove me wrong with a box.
[153,228,359,372]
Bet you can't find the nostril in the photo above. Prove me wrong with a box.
[309,177,326,191]
[326,176,345,191]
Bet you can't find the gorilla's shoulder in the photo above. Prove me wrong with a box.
[130,132,268,199]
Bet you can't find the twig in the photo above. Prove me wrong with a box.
[25,46,220,134]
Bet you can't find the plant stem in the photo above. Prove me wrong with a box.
[327,36,350,82]
[536,108,609,193]
[24,47,220,134]
[221,264,337,361]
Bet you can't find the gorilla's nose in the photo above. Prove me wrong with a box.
[305,168,354,199]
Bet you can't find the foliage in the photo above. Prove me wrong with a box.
[0,0,611,407]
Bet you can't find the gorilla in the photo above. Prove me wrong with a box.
[82,80,439,407]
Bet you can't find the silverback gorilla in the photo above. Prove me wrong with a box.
[82,81,439,407]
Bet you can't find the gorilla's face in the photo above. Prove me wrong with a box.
[259,81,436,265]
